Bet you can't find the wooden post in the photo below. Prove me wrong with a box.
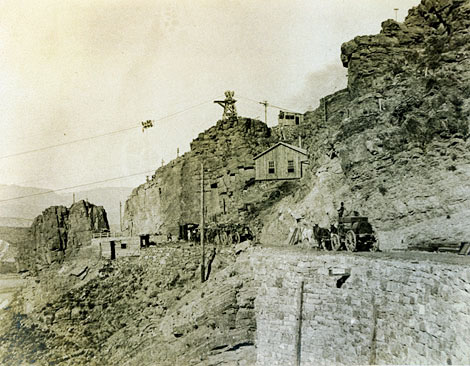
[200,163,206,283]
[259,101,268,124]
[369,296,378,365]
[295,280,304,366]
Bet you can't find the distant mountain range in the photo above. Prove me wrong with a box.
[0,184,133,227]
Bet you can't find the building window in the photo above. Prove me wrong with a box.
[121,243,127,249]
[287,160,295,173]
[268,161,275,174]
[295,116,300,125]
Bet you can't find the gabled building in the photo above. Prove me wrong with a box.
[254,142,308,181]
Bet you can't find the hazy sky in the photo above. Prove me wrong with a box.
[0,0,420,196]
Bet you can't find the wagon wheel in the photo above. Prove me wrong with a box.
[232,232,240,245]
[370,239,379,252]
[345,230,357,252]
[331,233,341,251]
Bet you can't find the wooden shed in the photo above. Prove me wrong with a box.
[278,111,303,127]
[254,142,308,181]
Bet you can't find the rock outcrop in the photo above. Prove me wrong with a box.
[261,0,470,250]
[19,200,109,271]
[0,243,256,366]
[124,2,470,251]
[123,117,283,236]
[3,244,470,365]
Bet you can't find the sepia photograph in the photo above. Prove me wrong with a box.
[1,0,470,364]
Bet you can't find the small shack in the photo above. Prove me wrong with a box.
[91,235,140,260]
[254,142,308,181]
[278,111,303,127]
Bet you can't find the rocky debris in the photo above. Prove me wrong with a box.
[261,0,470,251]
[0,242,256,365]
[19,200,109,272]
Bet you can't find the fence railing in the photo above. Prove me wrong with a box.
[92,231,124,239]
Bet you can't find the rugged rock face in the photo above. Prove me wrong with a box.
[3,244,470,365]
[0,243,256,366]
[123,117,282,236]
[19,200,109,271]
[125,2,470,251]
[261,0,470,250]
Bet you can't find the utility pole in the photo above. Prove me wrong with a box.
[259,100,268,124]
[200,163,206,283]
[394,8,399,21]
[73,192,75,204]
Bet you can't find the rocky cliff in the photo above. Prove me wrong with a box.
[18,200,109,272]
[3,244,470,365]
[123,117,285,236]
[126,0,470,251]
[261,0,470,250]
[0,243,256,366]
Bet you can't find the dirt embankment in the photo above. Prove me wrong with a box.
[0,241,256,366]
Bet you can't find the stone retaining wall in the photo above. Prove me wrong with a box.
[251,248,470,365]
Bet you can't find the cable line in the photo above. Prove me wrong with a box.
[0,169,157,204]
[237,95,298,113]
[0,99,214,161]
[0,161,132,190]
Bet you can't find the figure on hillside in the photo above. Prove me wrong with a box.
[328,143,337,159]
[338,202,345,219]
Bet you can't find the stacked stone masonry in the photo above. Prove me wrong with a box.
[252,247,470,366]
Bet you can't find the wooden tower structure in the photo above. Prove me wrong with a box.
[214,91,237,120]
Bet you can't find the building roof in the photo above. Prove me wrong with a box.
[253,142,308,160]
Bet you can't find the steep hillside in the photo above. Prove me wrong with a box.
[261,0,470,250]
[4,1,470,365]
[124,0,470,251]
[0,243,256,366]
[123,117,284,236]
